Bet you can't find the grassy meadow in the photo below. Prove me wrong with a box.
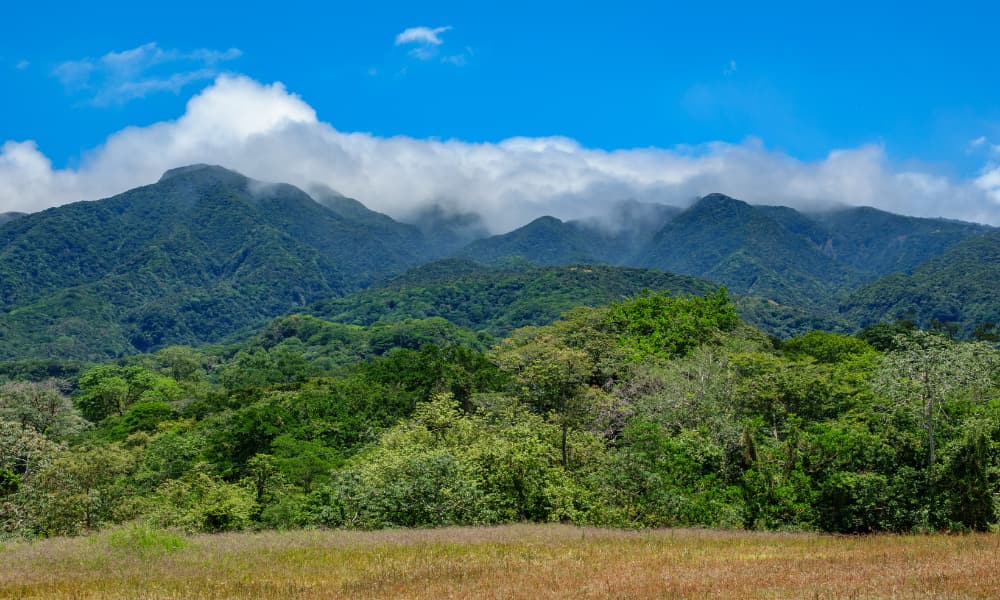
[1,524,998,599]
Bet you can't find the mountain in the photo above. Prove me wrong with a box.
[0,212,25,226]
[636,194,864,310]
[309,185,430,258]
[840,231,1000,335]
[1,166,995,361]
[406,204,491,258]
[307,258,849,339]
[462,216,610,265]
[0,165,431,359]
[308,259,715,337]
[764,206,992,276]
[461,200,678,266]
[464,193,991,316]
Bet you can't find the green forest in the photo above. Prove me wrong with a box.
[2,289,998,538]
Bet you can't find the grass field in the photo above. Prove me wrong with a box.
[2,524,998,599]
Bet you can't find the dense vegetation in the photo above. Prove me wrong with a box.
[467,193,991,315]
[2,290,997,539]
[0,166,995,362]
[309,259,714,337]
[841,231,1000,336]
[0,165,441,360]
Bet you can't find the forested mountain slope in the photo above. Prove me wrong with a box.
[0,165,432,359]
[0,166,995,360]
[0,212,24,226]
[309,259,715,337]
[461,200,678,266]
[840,231,1000,335]
[637,194,864,310]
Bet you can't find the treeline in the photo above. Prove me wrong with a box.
[1,290,998,538]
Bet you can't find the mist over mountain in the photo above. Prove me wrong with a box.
[4,76,1000,232]
[464,192,991,314]
[0,165,996,360]
[0,212,24,225]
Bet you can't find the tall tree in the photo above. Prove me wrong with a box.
[875,331,999,465]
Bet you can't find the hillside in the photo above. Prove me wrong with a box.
[309,259,716,337]
[4,285,998,542]
[0,168,995,360]
[0,165,432,359]
[461,200,678,266]
[0,212,25,226]
[840,231,1000,335]
[637,194,864,310]
[463,194,991,314]
[461,217,615,265]
[796,206,991,275]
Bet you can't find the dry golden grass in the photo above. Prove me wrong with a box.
[1,524,998,599]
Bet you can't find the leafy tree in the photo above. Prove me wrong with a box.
[607,289,740,360]
[781,331,874,364]
[875,331,999,465]
[0,419,59,486]
[75,365,182,423]
[23,444,136,535]
[138,424,205,486]
[492,329,595,467]
[0,380,88,439]
[219,345,315,392]
[143,464,257,533]
[936,416,1000,530]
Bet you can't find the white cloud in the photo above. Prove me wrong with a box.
[395,26,451,47]
[394,26,465,63]
[1,74,999,231]
[724,60,737,76]
[15,60,29,70]
[53,42,241,106]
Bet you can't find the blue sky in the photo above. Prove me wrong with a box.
[2,0,1000,228]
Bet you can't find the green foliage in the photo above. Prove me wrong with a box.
[100,401,176,441]
[22,445,136,536]
[75,365,182,424]
[843,232,1000,338]
[1,280,998,538]
[936,415,1000,530]
[781,331,875,364]
[608,289,740,360]
[603,420,744,527]
[303,395,600,528]
[0,380,88,440]
[311,260,715,339]
[142,466,257,533]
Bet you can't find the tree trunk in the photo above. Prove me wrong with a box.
[561,422,568,468]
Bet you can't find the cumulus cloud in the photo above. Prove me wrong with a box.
[1,74,999,231]
[53,42,241,105]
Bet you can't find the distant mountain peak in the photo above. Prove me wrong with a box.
[694,193,746,207]
[158,164,246,183]
[700,192,737,201]
[527,215,565,227]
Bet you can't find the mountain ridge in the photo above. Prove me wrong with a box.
[0,165,996,359]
